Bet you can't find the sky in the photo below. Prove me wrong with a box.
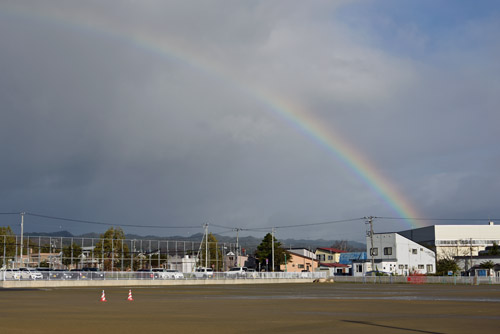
[0,0,499,242]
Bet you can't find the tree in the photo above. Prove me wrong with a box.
[480,260,495,269]
[487,243,500,256]
[94,227,130,271]
[436,258,460,276]
[479,260,495,277]
[62,243,82,268]
[255,233,288,271]
[0,226,16,267]
[331,240,363,252]
[199,233,222,270]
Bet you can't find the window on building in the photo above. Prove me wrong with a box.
[427,264,433,272]
[328,255,333,260]
[405,264,408,269]
[412,249,418,254]
[418,265,424,269]
[356,264,363,272]
[370,248,378,256]
[383,247,392,255]
[398,265,404,269]
[298,264,305,269]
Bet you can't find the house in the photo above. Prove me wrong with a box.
[315,247,346,264]
[353,232,436,276]
[336,252,367,275]
[398,221,500,260]
[280,249,318,272]
[318,262,350,276]
[223,252,249,271]
[465,264,500,277]
[455,255,500,275]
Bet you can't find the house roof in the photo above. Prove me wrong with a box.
[319,262,349,268]
[287,252,318,262]
[316,247,347,253]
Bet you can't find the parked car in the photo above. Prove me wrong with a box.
[50,269,73,280]
[246,268,257,278]
[192,267,214,278]
[225,267,248,278]
[165,269,184,279]
[1,269,21,280]
[19,267,43,280]
[137,269,154,279]
[80,267,104,279]
[151,268,168,279]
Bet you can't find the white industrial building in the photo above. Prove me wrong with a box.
[398,222,500,260]
[353,233,435,276]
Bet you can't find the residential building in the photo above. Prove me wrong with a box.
[281,249,318,272]
[315,247,346,264]
[398,222,500,260]
[318,262,350,275]
[353,233,435,276]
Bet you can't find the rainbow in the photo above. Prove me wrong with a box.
[0,4,422,228]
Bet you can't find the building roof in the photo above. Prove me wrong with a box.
[319,262,349,268]
[287,252,318,262]
[316,247,346,253]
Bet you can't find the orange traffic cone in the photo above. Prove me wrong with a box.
[100,290,107,302]
[127,289,134,301]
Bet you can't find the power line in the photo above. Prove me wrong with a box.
[210,217,365,231]
[274,217,364,229]
[377,216,500,222]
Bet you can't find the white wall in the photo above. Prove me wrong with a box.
[363,233,435,276]
[400,223,500,260]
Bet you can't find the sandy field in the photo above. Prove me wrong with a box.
[1,283,500,333]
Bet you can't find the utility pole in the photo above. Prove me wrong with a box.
[469,237,473,275]
[20,212,25,268]
[204,223,209,268]
[271,227,275,272]
[235,228,240,267]
[365,216,375,274]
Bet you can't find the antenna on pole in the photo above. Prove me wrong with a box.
[365,216,375,274]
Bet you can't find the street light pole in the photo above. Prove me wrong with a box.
[271,227,275,273]
[20,212,25,268]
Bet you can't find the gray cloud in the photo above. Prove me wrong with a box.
[1,1,499,240]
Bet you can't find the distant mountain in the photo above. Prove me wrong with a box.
[25,230,74,238]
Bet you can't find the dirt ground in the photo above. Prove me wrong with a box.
[1,283,500,333]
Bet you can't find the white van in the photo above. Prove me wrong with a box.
[193,267,214,278]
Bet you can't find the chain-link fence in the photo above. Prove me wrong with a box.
[0,234,239,272]
[332,275,500,284]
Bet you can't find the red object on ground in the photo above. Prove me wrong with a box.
[127,289,134,301]
[100,290,107,302]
